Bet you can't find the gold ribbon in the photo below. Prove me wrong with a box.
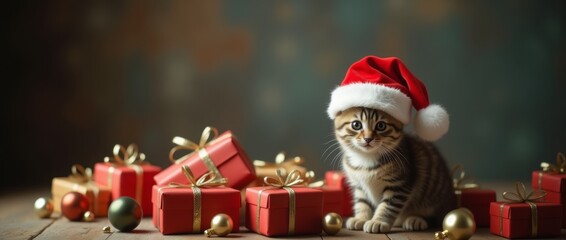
[157,166,227,233]
[536,152,565,190]
[68,164,101,214]
[256,169,303,235]
[104,144,147,203]
[253,151,305,178]
[451,164,479,207]
[302,171,325,187]
[499,182,547,237]
[541,152,565,174]
[169,127,224,179]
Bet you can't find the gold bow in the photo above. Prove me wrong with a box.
[301,171,325,187]
[169,127,219,164]
[502,182,546,203]
[264,169,304,187]
[451,164,479,190]
[541,152,565,174]
[253,151,305,177]
[68,164,93,183]
[499,182,546,237]
[104,144,147,166]
[170,165,228,188]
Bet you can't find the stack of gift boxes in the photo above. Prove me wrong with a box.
[50,126,564,238]
[454,153,565,239]
[50,126,354,237]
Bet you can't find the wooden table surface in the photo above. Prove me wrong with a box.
[1,182,564,240]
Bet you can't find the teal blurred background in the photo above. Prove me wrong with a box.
[3,0,565,192]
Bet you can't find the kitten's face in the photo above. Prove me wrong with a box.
[334,107,404,154]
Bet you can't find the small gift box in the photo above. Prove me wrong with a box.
[152,166,240,234]
[52,164,111,217]
[531,152,566,228]
[155,127,255,190]
[93,144,161,216]
[489,183,562,239]
[302,171,344,215]
[324,171,353,217]
[246,170,323,236]
[452,165,496,227]
[251,151,307,187]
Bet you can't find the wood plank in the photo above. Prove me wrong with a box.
[0,189,58,240]
[322,229,390,240]
[33,215,111,240]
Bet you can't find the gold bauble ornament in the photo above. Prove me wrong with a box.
[204,213,233,237]
[322,212,343,235]
[434,208,476,240]
[83,211,95,222]
[34,197,54,218]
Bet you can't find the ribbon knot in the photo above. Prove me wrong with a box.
[502,182,546,203]
[169,127,219,164]
[451,164,479,190]
[68,164,93,183]
[264,169,304,188]
[540,152,565,174]
[104,144,146,166]
[170,165,227,188]
[253,151,304,177]
[301,171,325,187]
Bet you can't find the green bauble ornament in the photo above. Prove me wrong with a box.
[108,197,142,232]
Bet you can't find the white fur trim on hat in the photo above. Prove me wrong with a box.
[414,104,449,141]
[327,83,412,124]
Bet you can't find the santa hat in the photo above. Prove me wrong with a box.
[327,56,449,141]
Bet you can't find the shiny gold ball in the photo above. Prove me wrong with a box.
[441,208,476,240]
[204,213,233,237]
[83,211,95,222]
[34,197,54,218]
[322,212,343,235]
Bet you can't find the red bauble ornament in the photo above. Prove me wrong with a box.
[61,191,89,221]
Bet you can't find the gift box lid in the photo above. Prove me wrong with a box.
[52,177,111,198]
[246,187,323,209]
[531,171,566,192]
[154,185,240,210]
[206,131,250,169]
[316,186,343,204]
[94,163,161,186]
[489,202,562,220]
[459,189,496,206]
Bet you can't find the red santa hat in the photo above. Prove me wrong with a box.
[327,56,449,141]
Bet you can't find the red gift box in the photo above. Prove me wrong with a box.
[532,170,566,228]
[152,185,240,234]
[311,186,344,215]
[245,186,323,236]
[325,171,353,217]
[93,144,161,216]
[490,201,562,238]
[155,128,255,190]
[456,189,496,227]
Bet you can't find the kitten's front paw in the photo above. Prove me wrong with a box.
[346,218,366,230]
[363,220,391,233]
[402,216,428,231]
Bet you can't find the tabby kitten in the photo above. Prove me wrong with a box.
[335,107,455,233]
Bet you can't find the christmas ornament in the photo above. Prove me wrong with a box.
[204,213,233,237]
[34,197,54,218]
[83,211,95,222]
[102,226,112,233]
[327,56,449,141]
[108,197,142,232]
[434,208,476,240]
[322,212,343,235]
[61,192,90,221]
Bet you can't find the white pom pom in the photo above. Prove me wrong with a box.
[414,104,449,141]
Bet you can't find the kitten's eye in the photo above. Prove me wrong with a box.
[351,120,363,130]
[375,121,387,131]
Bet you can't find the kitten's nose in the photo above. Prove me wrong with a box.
[363,138,373,143]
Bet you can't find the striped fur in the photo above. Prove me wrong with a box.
[334,107,456,233]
